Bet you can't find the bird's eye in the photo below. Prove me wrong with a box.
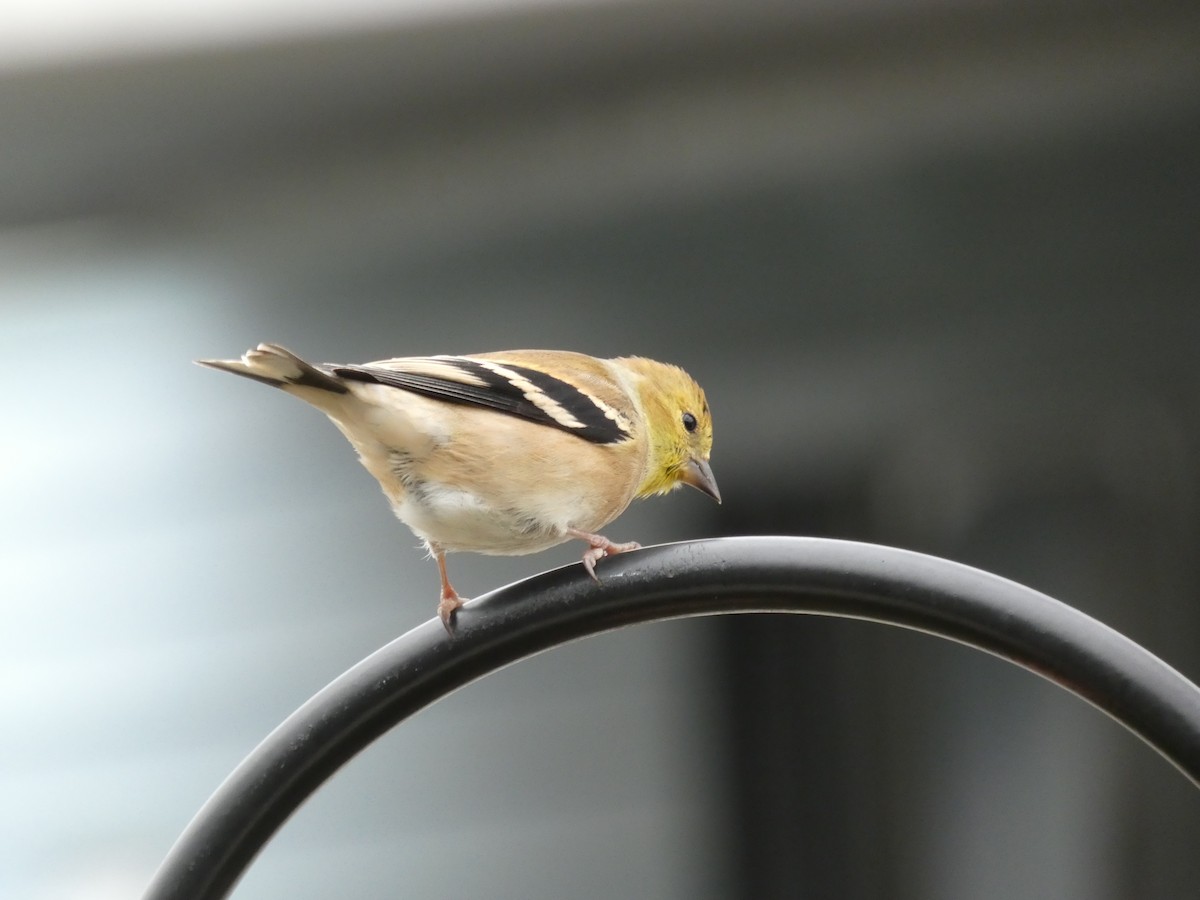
[682,412,698,433]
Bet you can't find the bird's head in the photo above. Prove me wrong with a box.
[620,357,719,503]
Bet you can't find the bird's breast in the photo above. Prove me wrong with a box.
[371,414,644,554]
[390,482,574,555]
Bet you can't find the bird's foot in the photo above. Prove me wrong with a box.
[432,546,465,635]
[567,528,642,581]
[437,589,464,635]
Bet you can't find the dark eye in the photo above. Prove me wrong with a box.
[682,412,698,433]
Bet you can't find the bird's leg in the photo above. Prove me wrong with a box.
[566,528,642,581]
[432,545,464,634]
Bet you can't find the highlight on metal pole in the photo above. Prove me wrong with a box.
[143,536,1200,900]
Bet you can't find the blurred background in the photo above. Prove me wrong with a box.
[3,1,1199,897]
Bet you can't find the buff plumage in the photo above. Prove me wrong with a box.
[197,344,718,631]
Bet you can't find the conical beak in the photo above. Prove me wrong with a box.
[681,457,721,503]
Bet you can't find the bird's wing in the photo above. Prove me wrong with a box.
[329,355,634,445]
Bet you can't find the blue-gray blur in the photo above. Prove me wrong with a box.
[2,4,1198,898]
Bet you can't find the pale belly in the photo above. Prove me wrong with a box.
[392,483,583,555]
[358,421,640,555]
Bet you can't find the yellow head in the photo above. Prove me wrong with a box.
[619,357,719,502]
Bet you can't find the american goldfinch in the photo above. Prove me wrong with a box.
[198,344,719,631]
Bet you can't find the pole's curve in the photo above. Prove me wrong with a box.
[143,537,1200,899]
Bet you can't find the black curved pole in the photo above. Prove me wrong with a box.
[143,537,1200,900]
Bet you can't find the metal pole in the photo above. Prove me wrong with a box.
[143,536,1200,899]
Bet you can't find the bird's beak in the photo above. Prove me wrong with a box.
[681,457,721,504]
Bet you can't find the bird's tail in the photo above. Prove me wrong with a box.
[196,343,348,394]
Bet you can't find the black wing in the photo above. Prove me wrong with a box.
[329,357,631,445]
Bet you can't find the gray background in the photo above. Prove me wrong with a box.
[2,2,1199,898]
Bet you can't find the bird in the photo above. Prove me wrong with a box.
[197,343,719,632]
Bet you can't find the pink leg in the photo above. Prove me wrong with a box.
[566,528,642,581]
[433,546,464,634]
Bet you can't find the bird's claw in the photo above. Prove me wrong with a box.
[577,535,641,581]
[438,592,463,636]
